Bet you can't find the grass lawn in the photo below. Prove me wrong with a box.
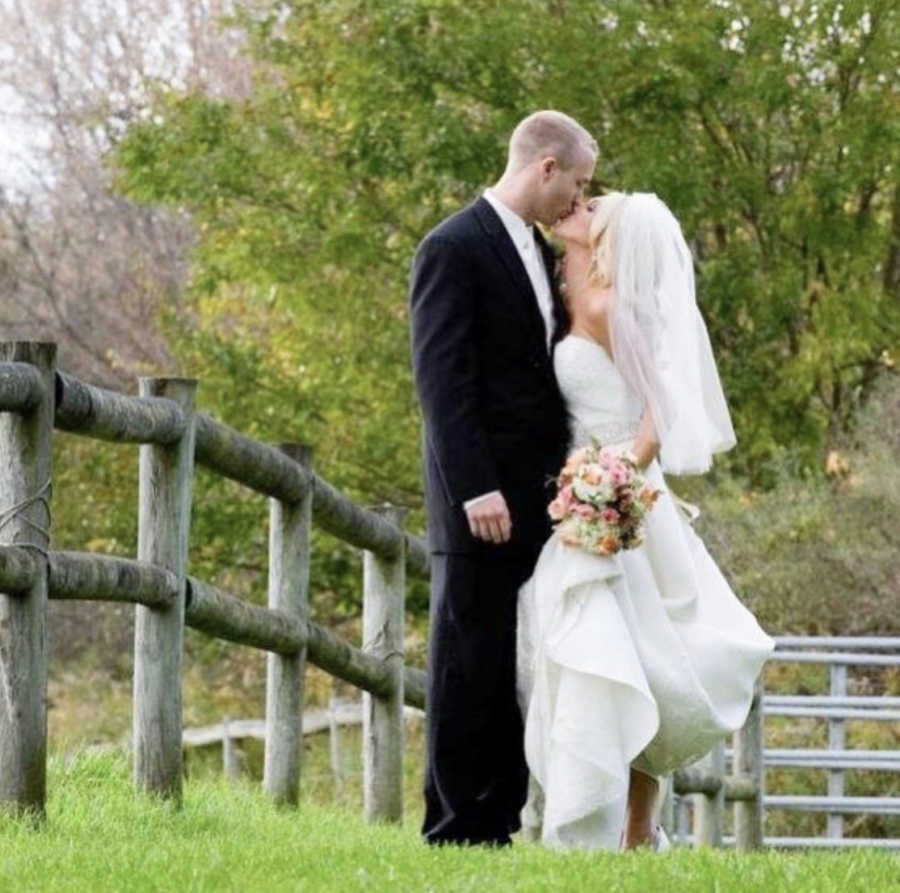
[0,752,897,893]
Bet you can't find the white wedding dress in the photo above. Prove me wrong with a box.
[517,334,774,850]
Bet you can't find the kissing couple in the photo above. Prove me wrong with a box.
[410,110,773,851]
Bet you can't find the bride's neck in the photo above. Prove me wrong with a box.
[560,240,613,351]
[561,241,593,294]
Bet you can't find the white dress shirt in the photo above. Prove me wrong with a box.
[482,189,555,351]
[464,189,555,513]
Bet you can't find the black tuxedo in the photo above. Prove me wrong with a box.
[410,196,570,845]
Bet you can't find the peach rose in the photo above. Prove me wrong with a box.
[600,534,621,553]
[564,447,589,472]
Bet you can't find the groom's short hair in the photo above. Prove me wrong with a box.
[508,111,597,171]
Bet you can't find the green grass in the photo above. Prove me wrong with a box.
[1,752,897,893]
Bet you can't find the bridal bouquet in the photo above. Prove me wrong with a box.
[548,441,660,556]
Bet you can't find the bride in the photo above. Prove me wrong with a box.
[517,191,774,851]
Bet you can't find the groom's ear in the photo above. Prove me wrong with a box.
[540,157,558,181]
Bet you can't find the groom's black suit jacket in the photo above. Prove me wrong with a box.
[410,196,570,554]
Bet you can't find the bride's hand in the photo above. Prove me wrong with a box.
[629,410,660,469]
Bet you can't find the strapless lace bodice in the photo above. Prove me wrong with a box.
[554,335,642,448]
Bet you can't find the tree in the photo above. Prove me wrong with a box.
[0,0,269,655]
[115,0,899,495]
[0,0,251,386]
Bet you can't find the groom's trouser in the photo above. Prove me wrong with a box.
[422,546,539,846]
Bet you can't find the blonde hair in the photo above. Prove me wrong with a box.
[508,110,597,172]
[589,191,628,287]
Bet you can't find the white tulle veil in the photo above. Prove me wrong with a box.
[599,192,736,474]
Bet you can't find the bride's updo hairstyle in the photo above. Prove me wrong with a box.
[588,191,628,286]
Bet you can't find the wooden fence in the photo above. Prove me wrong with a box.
[181,700,426,784]
[0,339,810,852]
[0,341,427,821]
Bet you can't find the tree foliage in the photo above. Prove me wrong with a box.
[116,0,899,499]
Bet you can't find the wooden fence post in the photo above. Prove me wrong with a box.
[362,505,406,823]
[0,342,55,819]
[694,738,725,847]
[264,444,312,807]
[734,675,765,851]
[133,377,196,804]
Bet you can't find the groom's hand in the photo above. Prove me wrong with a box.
[465,492,512,544]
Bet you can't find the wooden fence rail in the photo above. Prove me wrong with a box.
[0,545,428,708]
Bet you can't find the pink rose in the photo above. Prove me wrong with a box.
[548,497,566,521]
[558,484,574,511]
[573,503,600,521]
[600,507,620,524]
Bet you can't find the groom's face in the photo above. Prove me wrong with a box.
[536,149,596,227]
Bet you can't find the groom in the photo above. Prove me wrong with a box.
[410,110,597,846]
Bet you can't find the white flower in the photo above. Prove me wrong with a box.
[573,478,613,504]
[808,68,826,85]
